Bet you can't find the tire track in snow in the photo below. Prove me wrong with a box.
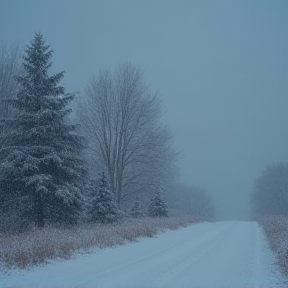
[143,222,235,287]
[82,221,231,287]
[147,221,287,288]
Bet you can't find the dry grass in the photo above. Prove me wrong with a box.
[0,216,202,272]
[258,215,288,277]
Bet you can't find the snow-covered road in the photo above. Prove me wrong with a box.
[1,221,287,288]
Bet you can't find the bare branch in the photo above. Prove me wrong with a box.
[75,63,177,206]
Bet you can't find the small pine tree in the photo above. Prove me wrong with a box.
[91,172,119,224]
[130,200,144,218]
[148,186,168,217]
[0,33,86,231]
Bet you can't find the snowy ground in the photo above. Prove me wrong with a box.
[1,221,287,288]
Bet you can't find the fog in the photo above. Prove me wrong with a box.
[1,0,287,220]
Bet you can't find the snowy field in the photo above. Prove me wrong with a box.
[1,221,287,288]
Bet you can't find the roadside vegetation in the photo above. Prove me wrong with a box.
[257,215,288,277]
[0,217,202,272]
[251,162,288,277]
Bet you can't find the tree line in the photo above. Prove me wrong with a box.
[251,162,288,218]
[0,33,215,232]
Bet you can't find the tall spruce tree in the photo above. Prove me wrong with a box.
[148,186,168,217]
[91,172,119,224]
[0,33,86,231]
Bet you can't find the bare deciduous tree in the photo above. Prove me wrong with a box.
[76,64,176,206]
[251,162,288,217]
[0,42,23,121]
[168,183,215,219]
[188,186,215,219]
[0,42,23,230]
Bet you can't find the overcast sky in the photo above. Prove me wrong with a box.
[1,0,287,220]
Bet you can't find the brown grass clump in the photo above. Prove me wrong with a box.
[0,216,201,272]
[258,215,288,277]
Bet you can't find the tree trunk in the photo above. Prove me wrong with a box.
[35,193,44,228]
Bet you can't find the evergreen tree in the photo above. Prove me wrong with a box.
[130,200,144,218]
[0,33,86,231]
[91,172,119,224]
[148,186,168,217]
